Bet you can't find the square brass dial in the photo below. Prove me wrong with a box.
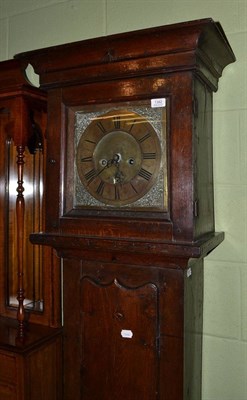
[68,101,168,212]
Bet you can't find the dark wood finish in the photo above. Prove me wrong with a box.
[0,59,61,327]
[0,60,62,399]
[31,233,217,399]
[0,317,62,400]
[61,254,204,400]
[16,144,25,338]
[16,18,235,243]
[17,18,233,92]
[16,19,235,400]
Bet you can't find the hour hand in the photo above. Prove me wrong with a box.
[97,154,119,177]
[112,153,121,165]
[113,169,124,184]
[105,153,121,167]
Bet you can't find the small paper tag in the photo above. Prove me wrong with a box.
[121,329,133,339]
[187,268,192,278]
[151,98,166,108]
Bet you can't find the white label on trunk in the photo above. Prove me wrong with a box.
[121,329,133,339]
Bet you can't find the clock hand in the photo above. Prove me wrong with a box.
[113,160,125,184]
[96,163,112,176]
[113,170,124,184]
[91,154,122,186]
[112,153,121,165]
[96,154,120,177]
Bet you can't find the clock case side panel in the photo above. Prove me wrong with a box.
[192,77,215,239]
[170,74,215,242]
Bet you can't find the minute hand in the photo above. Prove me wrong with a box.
[96,157,116,177]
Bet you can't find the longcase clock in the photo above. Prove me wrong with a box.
[16,18,235,400]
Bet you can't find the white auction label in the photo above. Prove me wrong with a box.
[151,98,166,108]
[187,268,192,278]
[121,329,133,339]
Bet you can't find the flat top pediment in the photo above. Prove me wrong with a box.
[15,18,235,90]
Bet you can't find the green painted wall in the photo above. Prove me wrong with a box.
[0,1,246,399]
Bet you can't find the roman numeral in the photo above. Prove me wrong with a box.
[96,180,105,196]
[114,185,120,200]
[85,139,96,145]
[138,168,152,181]
[97,121,107,133]
[130,182,138,194]
[113,116,121,129]
[143,152,156,159]
[80,156,93,162]
[138,132,151,143]
[84,168,97,184]
[128,119,136,133]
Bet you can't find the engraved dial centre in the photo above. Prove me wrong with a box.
[75,109,162,206]
[93,130,142,185]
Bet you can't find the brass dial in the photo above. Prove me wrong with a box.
[76,109,161,206]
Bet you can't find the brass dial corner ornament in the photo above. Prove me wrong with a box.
[75,109,162,207]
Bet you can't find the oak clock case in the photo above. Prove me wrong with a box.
[67,101,168,214]
[16,18,235,400]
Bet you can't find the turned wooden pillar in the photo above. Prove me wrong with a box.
[0,58,63,400]
[16,144,26,338]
